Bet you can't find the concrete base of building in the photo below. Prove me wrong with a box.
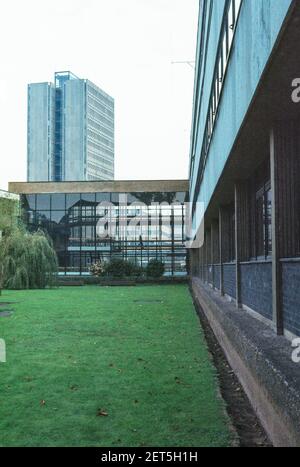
[191,278,300,447]
[57,275,189,286]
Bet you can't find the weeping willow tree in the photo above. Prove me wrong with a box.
[0,228,58,292]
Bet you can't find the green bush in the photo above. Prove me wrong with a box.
[105,258,139,278]
[146,260,165,278]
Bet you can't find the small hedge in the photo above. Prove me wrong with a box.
[105,259,139,278]
[90,258,165,280]
[90,258,143,279]
[146,259,165,278]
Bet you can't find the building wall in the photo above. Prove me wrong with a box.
[189,1,300,337]
[64,79,86,181]
[282,261,300,336]
[223,263,236,299]
[86,81,114,181]
[27,72,115,182]
[240,262,272,321]
[27,83,56,181]
[190,0,293,218]
[18,186,187,276]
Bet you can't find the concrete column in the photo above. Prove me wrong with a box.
[235,181,250,309]
[234,184,242,308]
[211,223,214,289]
[205,231,208,283]
[219,207,224,296]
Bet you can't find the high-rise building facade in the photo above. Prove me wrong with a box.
[27,71,114,182]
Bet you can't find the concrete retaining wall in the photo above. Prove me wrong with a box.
[191,278,300,447]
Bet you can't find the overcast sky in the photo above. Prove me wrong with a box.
[0,0,198,190]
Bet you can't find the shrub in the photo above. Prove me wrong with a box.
[146,260,165,278]
[89,261,107,277]
[105,258,137,278]
[90,259,146,279]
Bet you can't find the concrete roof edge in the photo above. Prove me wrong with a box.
[8,180,189,194]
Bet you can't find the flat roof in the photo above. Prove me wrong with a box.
[8,180,189,195]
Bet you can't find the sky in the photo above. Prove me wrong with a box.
[0,0,198,190]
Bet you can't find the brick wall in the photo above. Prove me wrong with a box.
[213,264,221,290]
[223,263,236,299]
[282,261,300,336]
[240,262,272,321]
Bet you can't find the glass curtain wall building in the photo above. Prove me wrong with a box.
[11,180,189,276]
[27,72,114,182]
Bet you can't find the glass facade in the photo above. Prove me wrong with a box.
[27,82,56,182]
[21,191,187,276]
[27,72,114,182]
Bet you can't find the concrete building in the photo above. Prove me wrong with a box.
[189,0,300,446]
[27,72,114,182]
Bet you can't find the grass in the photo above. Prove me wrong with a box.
[0,285,234,447]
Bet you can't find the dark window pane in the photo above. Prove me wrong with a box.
[266,189,272,256]
[127,192,153,205]
[174,192,187,203]
[51,194,66,210]
[36,194,51,210]
[36,210,51,227]
[66,253,81,275]
[21,194,36,211]
[96,193,110,203]
[51,211,66,225]
[67,226,81,248]
[66,193,81,210]
[81,193,96,204]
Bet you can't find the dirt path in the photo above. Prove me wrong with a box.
[196,306,272,447]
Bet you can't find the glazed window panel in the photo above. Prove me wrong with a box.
[36,194,51,210]
[19,191,187,276]
[51,194,66,210]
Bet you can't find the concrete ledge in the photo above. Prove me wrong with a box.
[191,278,300,447]
[57,276,189,286]
[8,179,189,194]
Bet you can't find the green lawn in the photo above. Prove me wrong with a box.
[0,285,234,447]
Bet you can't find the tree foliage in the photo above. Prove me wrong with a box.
[0,197,18,234]
[0,228,58,291]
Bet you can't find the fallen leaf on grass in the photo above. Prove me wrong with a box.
[97,409,108,417]
[40,400,46,406]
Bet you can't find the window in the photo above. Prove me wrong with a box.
[255,181,272,258]
[228,209,236,262]
[36,194,50,210]
[19,191,187,276]
[191,1,243,214]
[250,160,272,260]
